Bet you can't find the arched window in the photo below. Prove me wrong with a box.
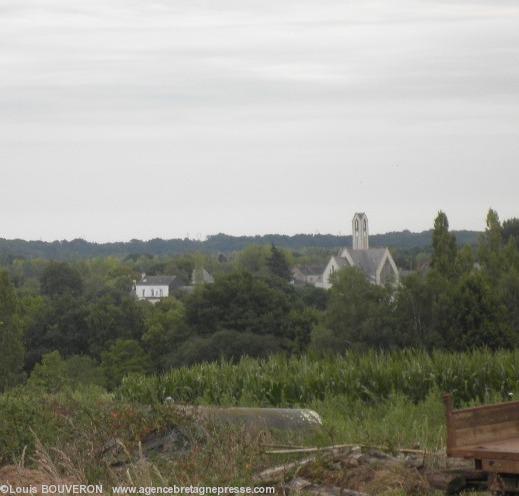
[355,219,359,232]
[364,219,367,230]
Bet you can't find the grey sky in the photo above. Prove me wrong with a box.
[1,0,518,242]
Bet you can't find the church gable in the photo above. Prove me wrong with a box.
[318,213,399,289]
[319,255,350,289]
[377,250,399,286]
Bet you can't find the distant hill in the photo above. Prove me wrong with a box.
[0,230,482,261]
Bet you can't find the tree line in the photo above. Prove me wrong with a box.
[0,230,481,261]
[0,210,518,393]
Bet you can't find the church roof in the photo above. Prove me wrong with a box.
[341,248,387,281]
[332,255,350,268]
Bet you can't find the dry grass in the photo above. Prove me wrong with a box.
[155,423,270,486]
[0,465,64,489]
[298,457,429,495]
[343,463,429,495]
[0,418,272,489]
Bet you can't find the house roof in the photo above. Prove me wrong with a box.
[295,265,326,276]
[342,248,387,280]
[137,275,177,286]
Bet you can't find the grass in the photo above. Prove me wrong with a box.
[3,349,515,494]
[312,390,447,451]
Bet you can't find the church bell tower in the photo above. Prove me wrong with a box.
[352,212,369,250]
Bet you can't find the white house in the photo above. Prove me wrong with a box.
[134,274,179,303]
[134,268,216,300]
[317,213,399,289]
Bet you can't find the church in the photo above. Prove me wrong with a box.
[316,213,399,289]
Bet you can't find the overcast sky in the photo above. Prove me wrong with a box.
[1,0,518,242]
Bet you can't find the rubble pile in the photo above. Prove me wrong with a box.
[255,445,488,495]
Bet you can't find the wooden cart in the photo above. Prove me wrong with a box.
[444,393,519,494]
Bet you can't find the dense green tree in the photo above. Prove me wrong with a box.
[267,244,292,281]
[449,271,512,350]
[182,270,316,360]
[431,211,457,276]
[503,218,519,247]
[24,288,144,369]
[479,209,505,281]
[236,245,270,275]
[483,209,503,252]
[324,268,395,350]
[309,324,346,356]
[85,290,146,358]
[185,271,295,339]
[393,273,435,348]
[172,330,286,366]
[27,351,68,393]
[27,351,103,392]
[24,294,89,369]
[393,270,458,349]
[142,298,191,370]
[296,285,329,311]
[0,271,25,391]
[40,262,83,297]
[78,257,136,295]
[454,245,475,276]
[64,355,104,388]
[101,339,152,389]
[499,269,519,336]
[288,307,319,352]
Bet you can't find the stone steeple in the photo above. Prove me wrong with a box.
[352,212,369,250]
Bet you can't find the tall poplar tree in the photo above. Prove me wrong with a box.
[431,211,457,276]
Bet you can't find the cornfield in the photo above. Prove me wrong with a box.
[119,349,519,407]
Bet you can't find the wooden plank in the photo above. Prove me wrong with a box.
[452,403,519,430]
[253,457,317,484]
[482,458,519,474]
[454,421,519,447]
[265,443,357,455]
[449,446,519,462]
[445,394,519,464]
[444,394,456,454]
[452,398,519,415]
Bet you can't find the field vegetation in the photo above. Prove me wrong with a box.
[1,209,519,492]
[2,349,518,471]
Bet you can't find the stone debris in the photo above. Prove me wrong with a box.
[255,445,489,495]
